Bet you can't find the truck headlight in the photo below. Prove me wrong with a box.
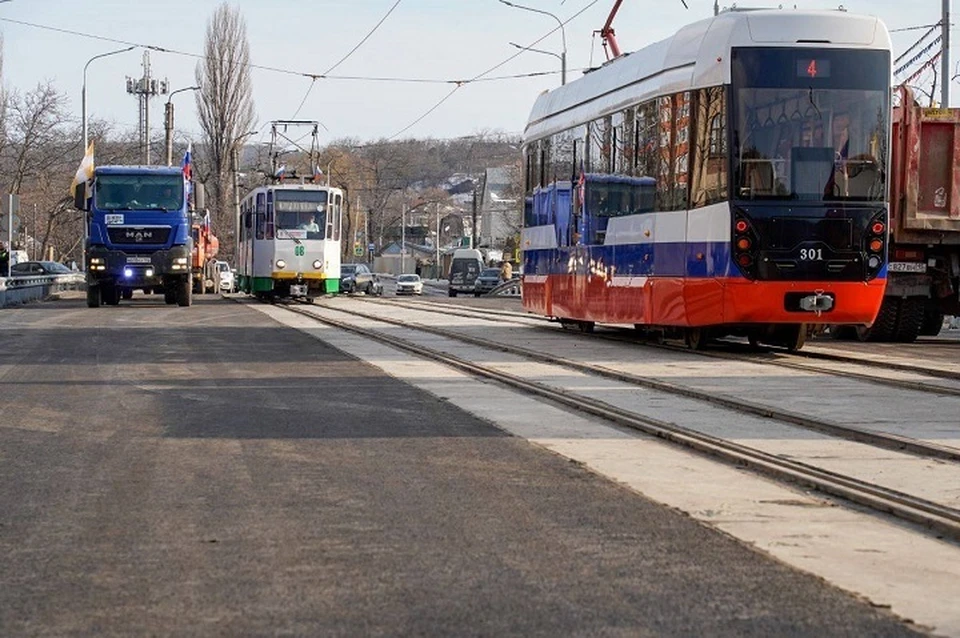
[175,257,188,265]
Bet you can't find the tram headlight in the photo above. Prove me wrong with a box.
[868,239,883,253]
[312,259,322,269]
[276,259,286,269]
[868,255,881,269]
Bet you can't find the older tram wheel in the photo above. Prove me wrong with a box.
[578,321,595,334]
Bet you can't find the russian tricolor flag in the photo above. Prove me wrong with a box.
[182,142,193,198]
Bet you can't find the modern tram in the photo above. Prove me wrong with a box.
[236,182,343,301]
[520,8,893,350]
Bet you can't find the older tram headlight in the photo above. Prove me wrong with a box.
[276,259,286,269]
[312,259,322,269]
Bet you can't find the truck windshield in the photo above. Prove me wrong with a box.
[731,47,890,203]
[95,174,184,211]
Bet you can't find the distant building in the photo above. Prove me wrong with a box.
[478,166,519,249]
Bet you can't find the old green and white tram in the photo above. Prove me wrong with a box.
[236,183,343,301]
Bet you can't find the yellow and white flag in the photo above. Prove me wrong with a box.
[71,141,95,197]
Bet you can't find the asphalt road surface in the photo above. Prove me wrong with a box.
[0,295,925,636]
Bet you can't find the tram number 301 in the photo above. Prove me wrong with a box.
[799,248,824,261]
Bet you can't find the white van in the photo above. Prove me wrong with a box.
[448,248,484,297]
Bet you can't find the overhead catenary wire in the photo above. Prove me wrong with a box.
[387,0,600,140]
[290,0,403,119]
[0,16,560,86]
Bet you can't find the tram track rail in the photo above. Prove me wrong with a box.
[268,299,960,543]
[373,297,960,397]
[333,299,960,462]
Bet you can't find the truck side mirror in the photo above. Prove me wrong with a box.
[193,183,206,210]
[74,184,87,211]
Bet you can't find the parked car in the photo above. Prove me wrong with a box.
[340,263,382,295]
[396,273,423,295]
[215,260,235,293]
[10,261,75,276]
[473,267,503,296]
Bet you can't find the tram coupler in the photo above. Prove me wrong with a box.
[799,291,835,314]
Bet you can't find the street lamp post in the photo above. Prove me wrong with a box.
[82,46,136,151]
[165,86,200,166]
[81,45,135,272]
[400,202,406,275]
[500,0,566,85]
[233,130,261,262]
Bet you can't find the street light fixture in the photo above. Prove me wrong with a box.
[82,46,136,150]
[164,86,200,166]
[500,0,566,85]
[509,41,564,78]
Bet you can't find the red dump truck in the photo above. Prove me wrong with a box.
[191,212,220,294]
[840,87,960,341]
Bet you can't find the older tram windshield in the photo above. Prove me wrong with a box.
[274,190,328,239]
[731,48,890,203]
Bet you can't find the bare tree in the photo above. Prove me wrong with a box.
[3,82,71,195]
[195,1,256,258]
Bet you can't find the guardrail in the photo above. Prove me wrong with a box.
[0,274,86,308]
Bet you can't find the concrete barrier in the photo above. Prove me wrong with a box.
[0,274,85,308]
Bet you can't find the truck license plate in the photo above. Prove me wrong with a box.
[887,262,927,273]
[126,256,151,264]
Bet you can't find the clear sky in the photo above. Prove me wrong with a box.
[0,0,954,145]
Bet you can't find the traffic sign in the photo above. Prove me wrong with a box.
[368,242,376,253]
[354,247,363,257]
[0,214,19,235]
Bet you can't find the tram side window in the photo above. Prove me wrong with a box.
[617,109,635,177]
[332,193,342,241]
[634,100,658,180]
[673,91,691,211]
[691,86,729,208]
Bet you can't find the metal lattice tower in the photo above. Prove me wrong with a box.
[125,50,168,164]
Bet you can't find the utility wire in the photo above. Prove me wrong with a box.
[291,0,403,119]
[388,0,599,140]
[895,25,938,65]
[0,16,557,86]
[890,22,946,33]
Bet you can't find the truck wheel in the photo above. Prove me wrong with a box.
[121,289,133,300]
[448,289,457,297]
[177,275,193,307]
[893,298,923,343]
[164,289,176,305]
[919,304,945,336]
[856,298,898,342]
[86,284,101,308]
[101,284,121,306]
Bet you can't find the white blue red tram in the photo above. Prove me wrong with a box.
[236,182,343,301]
[520,9,893,349]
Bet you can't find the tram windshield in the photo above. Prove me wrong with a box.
[731,47,890,203]
[95,174,184,211]
[274,190,328,239]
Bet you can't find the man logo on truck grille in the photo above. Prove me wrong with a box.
[125,229,154,242]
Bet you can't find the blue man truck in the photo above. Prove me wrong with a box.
[75,165,203,307]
